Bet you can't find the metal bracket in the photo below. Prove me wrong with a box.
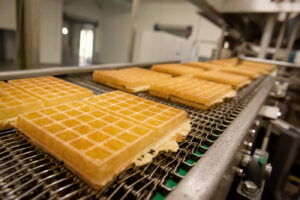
[258,105,280,120]
[237,149,271,200]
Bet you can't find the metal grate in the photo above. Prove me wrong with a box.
[0,74,265,200]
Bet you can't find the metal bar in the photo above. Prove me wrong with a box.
[24,0,40,69]
[258,14,277,58]
[190,0,226,27]
[0,60,179,81]
[214,0,300,13]
[127,0,140,62]
[167,76,274,200]
[272,20,287,60]
[284,15,300,61]
[215,25,226,59]
[239,56,300,68]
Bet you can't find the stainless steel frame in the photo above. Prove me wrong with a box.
[167,76,275,200]
[0,60,179,81]
[239,56,300,68]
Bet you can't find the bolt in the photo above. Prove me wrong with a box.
[242,180,257,194]
[277,112,282,117]
[241,154,251,167]
[243,141,253,150]
[248,129,256,137]
[235,167,244,177]
[242,149,251,155]
[254,120,260,127]
[265,163,272,179]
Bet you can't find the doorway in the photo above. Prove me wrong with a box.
[62,14,98,66]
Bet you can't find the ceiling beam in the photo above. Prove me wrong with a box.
[207,0,300,13]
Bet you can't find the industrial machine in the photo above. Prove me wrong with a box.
[1,58,293,200]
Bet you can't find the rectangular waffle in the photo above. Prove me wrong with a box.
[237,65,269,74]
[93,67,171,93]
[241,61,276,71]
[8,76,93,106]
[220,66,260,79]
[151,64,204,76]
[17,91,190,188]
[207,60,233,67]
[184,62,220,70]
[149,76,236,110]
[194,71,251,89]
[0,81,44,130]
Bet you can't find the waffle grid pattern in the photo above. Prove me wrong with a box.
[150,76,232,105]
[93,67,171,91]
[194,70,250,87]
[151,64,204,76]
[21,101,154,156]
[184,62,220,70]
[83,91,186,134]
[220,66,260,78]
[8,76,93,106]
[0,81,43,120]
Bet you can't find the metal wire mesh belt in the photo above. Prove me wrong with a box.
[0,73,265,200]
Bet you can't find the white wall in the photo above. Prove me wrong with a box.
[40,0,62,64]
[132,0,222,62]
[99,2,131,63]
[0,0,16,30]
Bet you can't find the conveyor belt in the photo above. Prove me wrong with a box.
[0,73,266,200]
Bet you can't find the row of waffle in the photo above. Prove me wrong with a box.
[1,76,190,188]
[93,58,275,110]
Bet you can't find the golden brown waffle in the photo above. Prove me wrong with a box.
[207,60,233,67]
[184,62,220,70]
[9,76,93,106]
[237,65,269,74]
[151,64,204,76]
[221,57,238,65]
[93,67,171,93]
[220,66,260,79]
[17,91,190,188]
[194,71,250,89]
[242,61,276,71]
[149,76,235,109]
[0,81,44,130]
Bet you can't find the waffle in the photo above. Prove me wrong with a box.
[151,64,204,76]
[242,61,276,71]
[93,67,171,93]
[149,76,235,110]
[194,71,250,89]
[0,81,44,130]
[184,62,220,70]
[9,76,93,106]
[220,66,260,79]
[207,60,233,67]
[220,57,238,65]
[237,65,269,74]
[17,91,190,188]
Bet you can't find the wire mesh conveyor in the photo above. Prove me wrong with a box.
[0,73,265,200]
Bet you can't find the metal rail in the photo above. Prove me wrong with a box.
[0,60,180,81]
[239,56,300,68]
[167,76,274,200]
